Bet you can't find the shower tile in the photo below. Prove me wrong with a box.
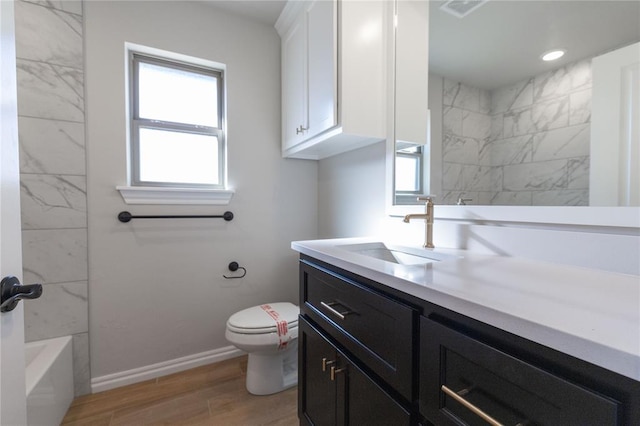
[532,124,590,162]
[533,59,591,103]
[443,79,482,112]
[462,165,493,191]
[503,160,567,191]
[15,0,83,69]
[22,0,83,16]
[73,333,91,396]
[461,110,491,139]
[531,97,569,132]
[569,88,591,125]
[17,58,84,122]
[481,135,532,166]
[567,157,590,190]
[479,89,491,114]
[490,114,504,141]
[442,163,464,191]
[491,78,533,114]
[443,107,463,135]
[487,191,532,206]
[443,133,479,165]
[22,228,87,284]
[533,189,588,206]
[21,174,87,230]
[19,117,85,175]
[503,107,534,137]
[24,280,88,341]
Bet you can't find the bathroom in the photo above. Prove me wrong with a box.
[0,0,638,424]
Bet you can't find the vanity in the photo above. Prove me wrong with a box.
[293,238,640,425]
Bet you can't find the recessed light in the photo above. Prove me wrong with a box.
[541,50,566,62]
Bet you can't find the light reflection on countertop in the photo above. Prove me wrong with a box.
[292,237,640,381]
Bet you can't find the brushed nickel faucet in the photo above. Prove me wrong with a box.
[403,196,434,249]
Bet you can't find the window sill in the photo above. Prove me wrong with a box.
[116,186,234,205]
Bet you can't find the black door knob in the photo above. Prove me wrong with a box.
[0,276,43,313]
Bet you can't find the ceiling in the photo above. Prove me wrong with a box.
[430,0,640,90]
[201,0,286,26]
[203,1,640,91]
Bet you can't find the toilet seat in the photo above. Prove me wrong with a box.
[225,302,300,395]
[227,302,299,335]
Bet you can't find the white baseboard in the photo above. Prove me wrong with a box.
[91,345,244,393]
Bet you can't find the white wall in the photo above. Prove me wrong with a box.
[84,1,317,381]
[319,143,640,276]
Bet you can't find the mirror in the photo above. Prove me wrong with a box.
[392,0,640,207]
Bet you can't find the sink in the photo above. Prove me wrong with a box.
[338,242,453,265]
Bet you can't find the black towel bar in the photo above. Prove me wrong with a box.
[118,211,233,223]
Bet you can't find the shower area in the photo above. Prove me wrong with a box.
[432,58,592,206]
[15,0,91,402]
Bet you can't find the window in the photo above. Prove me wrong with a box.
[119,45,232,205]
[130,52,225,188]
[395,146,423,194]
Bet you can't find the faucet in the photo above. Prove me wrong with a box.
[403,196,434,249]
[456,193,473,205]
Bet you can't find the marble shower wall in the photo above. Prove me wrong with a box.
[440,59,592,206]
[15,0,90,396]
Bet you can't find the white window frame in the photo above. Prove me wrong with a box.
[118,43,234,205]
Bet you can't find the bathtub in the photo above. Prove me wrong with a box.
[25,336,74,426]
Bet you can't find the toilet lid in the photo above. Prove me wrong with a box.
[227,302,299,334]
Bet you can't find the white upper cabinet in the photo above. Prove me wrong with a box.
[276,0,390,160]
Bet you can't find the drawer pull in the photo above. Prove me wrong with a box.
[441,385,504,426]
[330,365,346,381]
[322,357,335,372]
[320,301,354,320]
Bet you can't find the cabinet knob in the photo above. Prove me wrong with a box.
[296,125,308,134]
[330,365,346,381]
[322,357,335,372]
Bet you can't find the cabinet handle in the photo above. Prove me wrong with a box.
[296,125,308,134]
[441,385,504,426]
[320,301,354,320]
[322,357,335,372]
[330,365,346,381]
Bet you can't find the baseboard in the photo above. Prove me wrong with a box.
[91,345,244,393]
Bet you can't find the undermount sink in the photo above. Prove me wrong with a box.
[338,242,453,265]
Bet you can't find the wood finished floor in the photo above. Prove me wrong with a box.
[62,356,298,426]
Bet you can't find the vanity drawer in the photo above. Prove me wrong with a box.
[300,261,414,401]
[420,317,621,425]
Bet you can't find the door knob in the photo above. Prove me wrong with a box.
[0,276,42,313]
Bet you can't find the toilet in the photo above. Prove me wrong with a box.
[225,302,299,395]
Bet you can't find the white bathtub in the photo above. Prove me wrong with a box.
[25,336,74,426]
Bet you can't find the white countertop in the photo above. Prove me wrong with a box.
[292,237,640,381]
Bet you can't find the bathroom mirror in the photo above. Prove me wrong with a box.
[390,0,640,208]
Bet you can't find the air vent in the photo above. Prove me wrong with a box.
[440,0,488,18]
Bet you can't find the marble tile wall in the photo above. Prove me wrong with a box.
[440,79,493,205]
[15,0,90,396]
[440,59,592,206]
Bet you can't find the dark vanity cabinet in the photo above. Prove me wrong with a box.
[298,259,414,425]
[298,255,640,426]
[299,317,411,425]
[420,317,623,425]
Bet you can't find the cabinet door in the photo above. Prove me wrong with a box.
[281,14,306,150]
[306,0,337,139]
[300,317,411,426]
[299,318,337,426]
[420,317,621,426]
[343,355,412,426]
